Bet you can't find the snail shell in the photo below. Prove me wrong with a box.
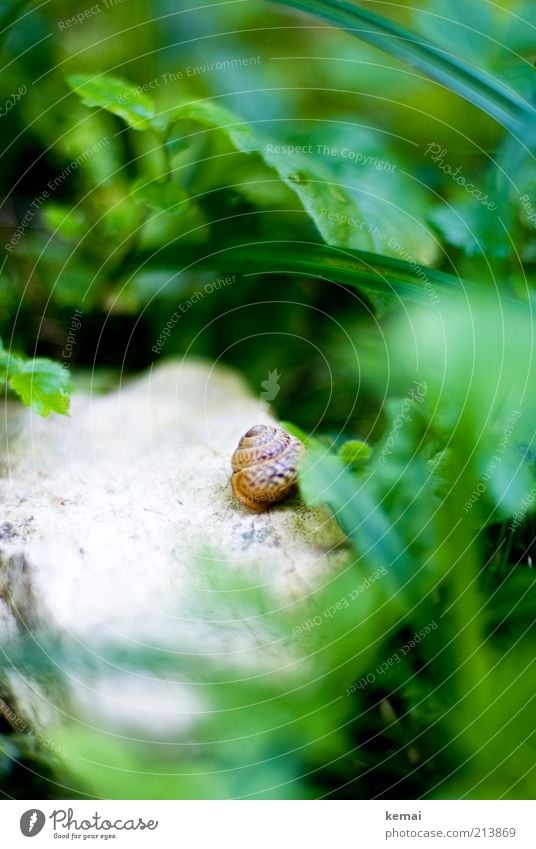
[231,424,306,511]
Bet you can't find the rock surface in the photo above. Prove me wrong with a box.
[0,359,345,732]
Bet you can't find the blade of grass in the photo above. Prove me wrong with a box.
[134,240,528,314]
[218,241,456,308]
[270,0,535,140]
[135,240,461,310]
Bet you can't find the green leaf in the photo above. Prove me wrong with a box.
[67,73,166,133]
[132,178,190,215]
[9,358,72,417]
[271,0,536,140]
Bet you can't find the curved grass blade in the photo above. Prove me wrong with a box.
[270,0,535,140]
[133,240,524,312]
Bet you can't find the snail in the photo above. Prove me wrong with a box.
[231,424,306,511]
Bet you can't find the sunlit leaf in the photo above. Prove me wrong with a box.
[167,100,439,262]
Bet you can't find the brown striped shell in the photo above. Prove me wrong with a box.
[231,424,306,511]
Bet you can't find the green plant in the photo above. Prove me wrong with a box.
[0,0,534,801]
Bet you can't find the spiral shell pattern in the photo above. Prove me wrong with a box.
[231,424,306,511]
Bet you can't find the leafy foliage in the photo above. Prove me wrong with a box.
[68,73,438,263]
[0,340,71,416]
